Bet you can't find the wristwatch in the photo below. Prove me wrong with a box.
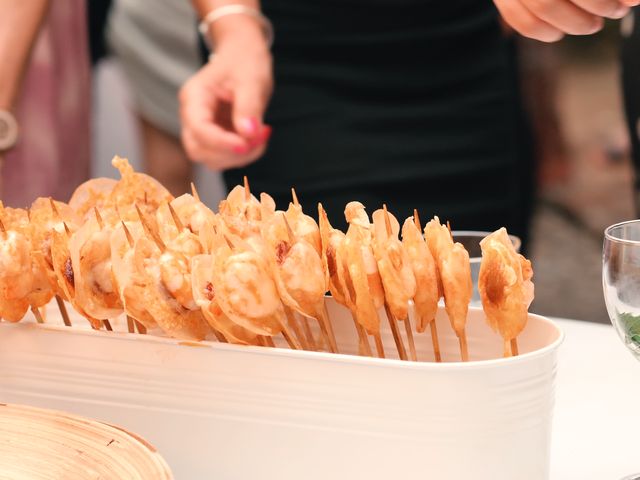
[0,110,18,152]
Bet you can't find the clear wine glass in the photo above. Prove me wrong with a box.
[603,220,640,480]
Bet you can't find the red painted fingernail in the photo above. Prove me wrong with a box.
[233,145,249,154]
[240,117,259,136]
[261,125,272,142]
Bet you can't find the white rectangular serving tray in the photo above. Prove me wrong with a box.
[0,300,562,479]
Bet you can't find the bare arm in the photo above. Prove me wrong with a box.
[0,0,50,110]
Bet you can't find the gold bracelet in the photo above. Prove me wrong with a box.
[198,5,274,52]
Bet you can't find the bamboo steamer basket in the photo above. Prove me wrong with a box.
[0,403,173,479]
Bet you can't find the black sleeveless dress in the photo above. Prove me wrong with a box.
[222,0,534,245]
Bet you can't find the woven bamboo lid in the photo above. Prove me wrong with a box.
[0,403,173,479]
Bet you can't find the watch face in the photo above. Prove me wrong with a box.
[0,110,18,151]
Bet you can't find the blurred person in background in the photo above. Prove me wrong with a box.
[179,0,539,248]
[494,0,640,212]
[0,1,91,207]
[107,0,202,196]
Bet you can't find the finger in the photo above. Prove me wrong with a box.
[231,78,271,140]
[572,0,628,17]
[620,0,640,7]
[494,0,565,41]
[183,127,264,171]
[523,0,603,35]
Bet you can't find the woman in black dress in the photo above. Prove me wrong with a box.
[181,0,624,246]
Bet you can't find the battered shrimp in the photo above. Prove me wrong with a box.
[401,216,439,332]
[110,221,157,329]
[29,198,79,298]
[131,235,211,340]
[284,189,321,255]
[0,222,31,321]
[110,156,173,222]
[478,228,534,353]
[191,254,258,345]
[156,194,217,244]
[68,178,117,221]
[69,214,123,320]
[424,216,472,359]
[158,230,204,311]
[318,204,347,306]
[371,208,416,321]
[344,202,385,309]
[212,240,285,338]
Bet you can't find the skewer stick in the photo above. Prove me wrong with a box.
[55,296,72,327]
[403,317,418,361]
[510,338,519,357]
[350,312,372,357]
[373,333,385,358]
[315,304,338,353]
[243,176,251,201]
[384,303,408,361]
[211,328,227,343]
[263,336,276,348]
[280,320,302,350]
[134,320,147,335]
[190,182,201,202]
[321,301,339,352]
[167,203,185,231]
[0,218,6,236]
[103,320,113,331]
[458,330,469,361]
[300,316,317,351]
[291,187,299,206]
[121,221,135,247]
[126,315,135,333]
[94,207,104,229]
[429,320,442,362]
[135,204,166,252]
[446,220,453,240]
[284,306,309,350]
[281,212,295,243]
[30,306,44,324]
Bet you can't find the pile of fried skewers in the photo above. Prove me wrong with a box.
[0,157,534,361]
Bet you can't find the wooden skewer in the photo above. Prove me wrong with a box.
[263,336,276,347]
[94,207,104,229]
[134,320,147,335]
[384,303,408,361]
[320,298,340,353]
[243,176,251,201]
[280,320,302,350]
[103,320,113,331]
[300,316,317,351]
[373,333,385,358]
[281,212,295,243]
[429,320,442,362]
[458,330,469,361]
[135,204,166,252]
[190,182,201,202]
[284,306,309,350]
[167,203,185,231]
[121,221,135,248]
[291,187,299,206]
[446,220,453,240]
[30,306,44,324]
[510,338,519,357]
[144,191,148,204]
[403,317,418,361]
[126,315,135,333]
[350,312,372,357]
[211,328,228,343]
[55,296,72,327]
[313,306,337,353]
[0,218,6,236]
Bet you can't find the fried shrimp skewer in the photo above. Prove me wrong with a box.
[343,202,397,359]
[319,203,372,356]
[402,211,441,361]
[372,205,418,361]
[425,216,473,361]
[478,228,534,357]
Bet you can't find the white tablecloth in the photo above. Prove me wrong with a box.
[552,318,639,479]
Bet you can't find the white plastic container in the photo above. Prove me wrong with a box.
[0,299,563,480]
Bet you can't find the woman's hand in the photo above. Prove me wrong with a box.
[179,15,273,171]
[494,0,639,42]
